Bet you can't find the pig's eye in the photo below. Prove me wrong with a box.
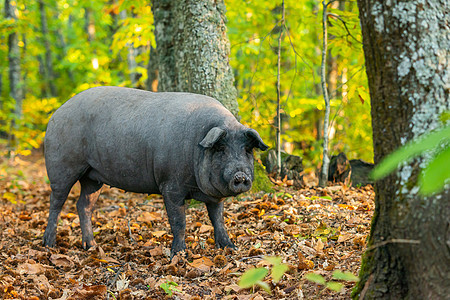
[213,143,226,152]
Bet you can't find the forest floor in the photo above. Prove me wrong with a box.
[0,153,374,300]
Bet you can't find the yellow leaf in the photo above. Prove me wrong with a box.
[2,192,16,204]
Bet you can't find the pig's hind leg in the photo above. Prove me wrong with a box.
[77,176,103,249]
[43,165,83,247]
[43,186,72,247]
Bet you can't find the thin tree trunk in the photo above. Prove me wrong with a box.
[38,0,56,97]
[276,1,285,175]
[326,1,339,96]
[56,18,74,82]
[146,45,158,92]
[319,0,331,187]
[354,1,450,298]
[119,9,140,87]
[5,0,23,129]
[84,6,98,71]
[153,0,239,117]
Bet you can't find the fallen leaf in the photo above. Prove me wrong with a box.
[17,263,46,275]
[149,246,163,257]
[68,284,107,300]
[189,256,214,272]
[338,233,354,243]
[199,224,214,234]
[50,254,74,268]
[152,230,167,238]
[137,211,161,223]
[314,238,324,252]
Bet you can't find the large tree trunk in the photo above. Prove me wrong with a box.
[152,0,239,117]
[354,1,450,299]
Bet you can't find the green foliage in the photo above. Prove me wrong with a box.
[238,267,269,291]
[238,256,289,294]
[0,0,153,152]
[0,95,60,155]
[371,125,450,195]
[332,270,360,282]
[159,281,181,297]
[1,0,372,167]
[227,0,372,167]
[305,270,359,293]
[305,273,326,285]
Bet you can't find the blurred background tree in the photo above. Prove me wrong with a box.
[0,0,372,171]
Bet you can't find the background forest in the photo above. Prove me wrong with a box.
[0,0,372,168]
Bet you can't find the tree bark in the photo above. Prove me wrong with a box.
[354,1,450,299]
[5,0,23,121]
[153,0,239,117]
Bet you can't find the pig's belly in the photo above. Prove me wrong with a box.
[85,167,160,194]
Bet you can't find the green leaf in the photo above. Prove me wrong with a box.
[326,281,344,292]
[238,268,268,288]
[371,125,450,180]
[271,264,289,282]
[332,270,360,282]
[419,147,450,195]
[305,273,326,285]
[256,281,272,294]
[264,256,282,265]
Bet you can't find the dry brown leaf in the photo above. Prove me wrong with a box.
[152,230,167,237]
[17,262,46,275]
[189,256,214,272]
[314,238,324,252]
[199,224,214,234]
[31,274,52,293]
[149,246,163,257]
[338,233,354,243]
[137,211,161,223]
[67,284,107,300]
[224,283,241,293]
[50,254,74,268]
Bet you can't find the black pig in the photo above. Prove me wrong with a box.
[43,87,268,257]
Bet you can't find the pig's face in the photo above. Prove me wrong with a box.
[197,127,268,199]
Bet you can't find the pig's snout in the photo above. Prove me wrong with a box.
[230,171,251,193]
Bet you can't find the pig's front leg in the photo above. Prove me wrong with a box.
[162,190,187,258]
[206,201,236,250]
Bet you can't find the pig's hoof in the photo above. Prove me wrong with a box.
[170,250,188,261]
[82,239,97,250]
[43,233,56,248]
[170,243,187,259]
[217,240,237,250]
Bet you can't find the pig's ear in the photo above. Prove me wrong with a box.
[245,129,269,151]
[199,127,227,148]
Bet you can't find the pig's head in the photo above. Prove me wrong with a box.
[197,127,268,199]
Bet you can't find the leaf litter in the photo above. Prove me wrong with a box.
[0,154,374,299]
